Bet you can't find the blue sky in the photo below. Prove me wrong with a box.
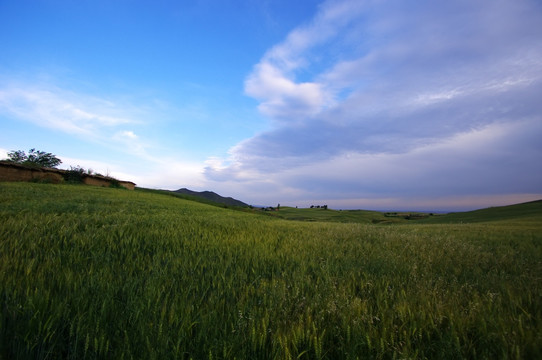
[1,0,541,211]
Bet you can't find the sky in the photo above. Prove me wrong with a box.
[1,0,541,211]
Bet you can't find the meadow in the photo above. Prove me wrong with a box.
[1,182,541,359]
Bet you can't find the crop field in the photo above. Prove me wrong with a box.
[1,182,541,359]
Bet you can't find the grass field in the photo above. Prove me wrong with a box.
[258,206,396,224]
[1,182,541,359]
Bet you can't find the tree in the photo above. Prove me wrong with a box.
[7,150,26,163]
[6,148,62,168]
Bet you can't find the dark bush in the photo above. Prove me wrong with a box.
[62,166,86,183]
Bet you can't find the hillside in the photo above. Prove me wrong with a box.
[259,200,542,225]
[173,187,249,207]
[264,206,401,224]
[1,182,541,359]
[419,199,542,225]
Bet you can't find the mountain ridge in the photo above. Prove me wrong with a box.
[172,188,249,207]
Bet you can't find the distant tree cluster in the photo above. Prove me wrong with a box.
[310,205,328,209]
[5,148,62,168]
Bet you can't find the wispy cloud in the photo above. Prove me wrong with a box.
[0,147,8,160]
[204,117,542,210]
[0,84,136,137]
[53,151,204,191]
[208,0,542,209]
[0,77,167,159]
[244,0,366,121]
[0,78,208,189]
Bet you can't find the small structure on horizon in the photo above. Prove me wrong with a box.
[310,205,328,209]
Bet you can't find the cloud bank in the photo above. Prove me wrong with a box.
[0,79,206,189]
[206,0,542,210]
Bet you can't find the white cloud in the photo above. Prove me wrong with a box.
[118,130,138,140]
[58,153,206,190]
[111,130,148,157]
[245,62,327,119]
[1,79,161,164]
[0,147,8,160]
[262,0,365,71]
[244,0,367,121]
[0,78,211,191]
[213,0,542,209]
[0,84,136,137]
[204,118,542,209]
[59,156,119,175]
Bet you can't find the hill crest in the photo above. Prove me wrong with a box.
[172,188,249,207]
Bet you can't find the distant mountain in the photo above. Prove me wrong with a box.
[172,188,249,207]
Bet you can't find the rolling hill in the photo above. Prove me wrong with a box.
[1,182,541,358]
[255,200,542,225]
[172,188,249,207]
[419,199,542,224]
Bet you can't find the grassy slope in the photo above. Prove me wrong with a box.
[135,187,240,208]
[263,201,542,226]
[139,186,541,226]
[263,206,394,224]
[420,200,542,225]
[1,182,541,359]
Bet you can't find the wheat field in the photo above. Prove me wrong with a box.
[1,182,541,359]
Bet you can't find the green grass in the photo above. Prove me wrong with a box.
[262,206,395,224]
[1,182,541,359]
[135,187,248,210]
[419,200,542,225]
[261,201,542,226]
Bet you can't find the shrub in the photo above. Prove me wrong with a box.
[108,179,122,188]
[62,166,86,183]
